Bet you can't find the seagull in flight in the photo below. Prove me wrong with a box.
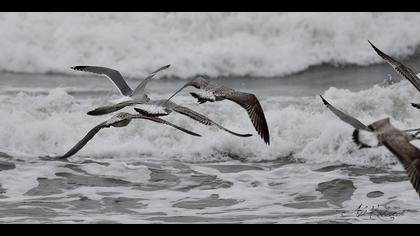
[59,112,201,159]
[353,117,420,197]
[76,66,253,138]
[320,95,420,148]
[164,76,270,145]
[71,64,170,115]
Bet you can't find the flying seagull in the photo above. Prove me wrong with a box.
[164,76,270,145]
[353,118,420,197]
[133,99,253,138]
[59,112,200,159]
[368,40,420,108]
[73,65,251,138]
[71,64,170,115]
[320,95,420,148]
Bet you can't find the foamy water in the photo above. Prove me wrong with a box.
[1,12,420,223]
[2,79,420,165]
[1,12,420,78]
[0,69,420,223]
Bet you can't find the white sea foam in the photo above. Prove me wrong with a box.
[1,80,420,168]
[1,12,420,78]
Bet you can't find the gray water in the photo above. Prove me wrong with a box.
[1,59,420,223]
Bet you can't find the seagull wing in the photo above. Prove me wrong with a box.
[320,95,370,130]
[382,134,420,197]
[223,91,270,144]
[87,100,138,116]
[165,76,209,102]
[59,122,110,159]
[369,41,420,93]
[71,66,133,96]
[131,114,201,137]
[131,64,170,100]
[404,158,420,197]
[172,105,253,137]
[411,103,420,109]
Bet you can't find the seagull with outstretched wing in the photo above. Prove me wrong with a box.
[320,95,420,148]
[71,64,170,115]
[59,112,201,159]
[164,76,270,144]
[353,118,420,197]
[74,65,250,138]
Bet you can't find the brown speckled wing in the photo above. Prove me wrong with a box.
[369,41,420,93]
[172,105,252,137]
[382,133,420,197]
[131,114,201,137]
[224,91,269,144]
[60,121,109,159]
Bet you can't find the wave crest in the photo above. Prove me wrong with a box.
[2,12,420,78]
[2,81,420,168]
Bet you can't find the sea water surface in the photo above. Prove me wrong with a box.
[1,12,420,224]
[1,58,420,223]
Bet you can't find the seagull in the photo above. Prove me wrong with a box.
[353,118,420,197]
[59,112,201,159]
[133,99,253,138]
[73,65,251,138]
[71,64,170,115]
[164,76,270,144]
[320,95,420,148]
[368,41,420,108]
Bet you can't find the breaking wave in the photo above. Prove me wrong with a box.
[1,12,420,78]
[1,79,420,168]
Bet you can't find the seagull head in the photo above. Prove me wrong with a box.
[107,112,132,126]
[408,131,420,140]
[143,94,151,102]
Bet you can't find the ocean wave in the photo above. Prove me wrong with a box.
[2,79,420,168]
[1,12,420,78]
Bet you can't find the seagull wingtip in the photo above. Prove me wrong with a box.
[319,95,329,106]
[190,132,202,137]
[411,103,420,109]
[86,110,103,116]
[71,66,84,71]
[367,40,381,53]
